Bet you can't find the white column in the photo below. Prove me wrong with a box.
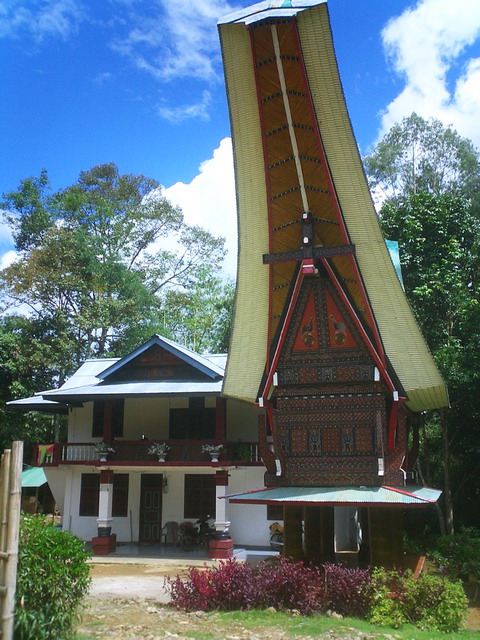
[214,470,230,535]
[96,470,114,536]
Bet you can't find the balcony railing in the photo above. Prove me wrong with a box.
[34,441,262,466]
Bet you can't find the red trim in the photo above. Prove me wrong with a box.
[387,401,400,452]
[100,470,114,484]
[291,21,386,366]
[259,265,304,400]
[383,485,437,503]
[228,498,429,509]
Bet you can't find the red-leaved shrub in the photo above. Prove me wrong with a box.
[322,563,372,617]
[167,558,372,615]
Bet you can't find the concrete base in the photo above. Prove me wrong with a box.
[208,538,234,559]
[92,533,117,556]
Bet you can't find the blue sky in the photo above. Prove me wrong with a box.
[1,0,480,277]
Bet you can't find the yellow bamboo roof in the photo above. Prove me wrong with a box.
[219,3,448,412]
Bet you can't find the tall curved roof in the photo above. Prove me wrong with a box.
[219,1,448,411]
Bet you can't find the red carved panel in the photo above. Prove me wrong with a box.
[325,290,357,348]
[293,290,319,351]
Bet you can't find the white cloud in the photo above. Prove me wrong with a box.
[379,0,480,147]
[0,0,84,42]
[111,0,239,82]
[157,90,211,122]
[164,137,237,278]
[0,250,17,270]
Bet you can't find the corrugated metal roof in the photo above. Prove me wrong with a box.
[218,1,325,25]
[7,395,69,413]
[59,359,119,390]
[22,467,47,487]
[227,485,442,507]
[43,379,223,400]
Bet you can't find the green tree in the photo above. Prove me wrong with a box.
[0,315,68,452]
[1,163,226,374]
[366,116,480,533]
[364,113,480,206]
[160,270,235,354]
[0,163,231,448]
[379,192,480,532]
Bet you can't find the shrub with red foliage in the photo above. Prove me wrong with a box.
[322,563,372,617]
[255,557,326,615]
[167,558,373,615]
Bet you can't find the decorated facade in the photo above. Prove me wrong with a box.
[218,0,448,567]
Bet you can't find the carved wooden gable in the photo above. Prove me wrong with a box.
[107,344,210,383]
[270,275,388,487]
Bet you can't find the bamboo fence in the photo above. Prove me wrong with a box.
[0,441,23,640]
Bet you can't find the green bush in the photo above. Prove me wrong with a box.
[429,528,480,584]
[368,567,468,633]
[14,515,91,640]
[403,572,468,632]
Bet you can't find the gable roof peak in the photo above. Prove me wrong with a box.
[98,334,224,381]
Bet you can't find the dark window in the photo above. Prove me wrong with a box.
[184,474,215,519]
[79,473,129,517]
[267,504,284,521]
[169,397,215,440]
[79,474,99,516]
[112,474,129,517]
[92,400,124,437]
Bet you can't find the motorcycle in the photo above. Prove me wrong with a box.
[179,515,216,552]
[269,521,284,551]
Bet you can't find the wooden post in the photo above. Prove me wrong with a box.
[283,505,303,561]
[1,441,23,640]
[215,397,227,442]
[304,506,335,564]
[369,507,403,569]
[304,506,323,564]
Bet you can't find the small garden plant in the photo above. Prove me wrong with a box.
[15,514,91,640]
[166,557,468,633]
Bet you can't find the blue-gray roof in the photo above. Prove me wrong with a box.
[218,0,325,25]
[227,485,442,506]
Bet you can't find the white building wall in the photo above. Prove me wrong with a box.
[57,464,271,547]
[67,395,243,442]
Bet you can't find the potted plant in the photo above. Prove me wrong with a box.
[93,442,115,462]
[148,442,170,462]
[202,444,224,462]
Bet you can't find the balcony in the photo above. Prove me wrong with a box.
[34,441,262,467]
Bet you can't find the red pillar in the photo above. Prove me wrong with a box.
[215,397,227,442]
[103,400,114,442]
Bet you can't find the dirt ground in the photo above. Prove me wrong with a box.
[76,562,480,639]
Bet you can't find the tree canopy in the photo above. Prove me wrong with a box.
[0,163,234,448]
[364,113,480,207]
[365,115,480,532]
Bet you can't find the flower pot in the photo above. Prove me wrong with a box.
[99,454,108,462]
[158,456,165,462]
[210,454,219,462]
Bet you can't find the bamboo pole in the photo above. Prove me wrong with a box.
[0,451,11,561]
[1,441,23,640]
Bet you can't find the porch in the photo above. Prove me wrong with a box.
[87,542,278,565]
[34,440,262,467]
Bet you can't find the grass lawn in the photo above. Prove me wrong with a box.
[218,609,479,639]
[75,602,479,640]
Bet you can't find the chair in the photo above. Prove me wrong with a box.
[161,521,179,545]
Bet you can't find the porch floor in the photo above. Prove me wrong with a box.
[87,542,278,566]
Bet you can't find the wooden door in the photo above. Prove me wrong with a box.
[139,474,163,543]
